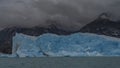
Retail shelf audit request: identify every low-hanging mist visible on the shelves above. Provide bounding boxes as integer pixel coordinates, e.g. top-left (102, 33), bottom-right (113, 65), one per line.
top-left (0, 0), bottom-right (120, 31)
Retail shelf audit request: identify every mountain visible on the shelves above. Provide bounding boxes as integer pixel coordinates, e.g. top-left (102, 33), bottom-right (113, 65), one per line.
top-left (80, 13), bottom-right (120, 38)
top-left (0, 24), bottom-right (75, 54)
top-left (1, 13), bottom-right (120, 54)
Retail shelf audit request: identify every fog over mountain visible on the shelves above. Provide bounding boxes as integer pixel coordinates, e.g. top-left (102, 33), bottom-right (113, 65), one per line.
top-left (0, 0), bottom-right (120, 30)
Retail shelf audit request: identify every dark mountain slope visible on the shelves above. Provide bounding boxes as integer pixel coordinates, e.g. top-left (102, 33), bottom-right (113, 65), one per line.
top-left (80, 13), bottom-right (120, 38)
top-left (1, 13), bottom-right (120, 54)
top-left (0, 24), bottom-right (74, 54)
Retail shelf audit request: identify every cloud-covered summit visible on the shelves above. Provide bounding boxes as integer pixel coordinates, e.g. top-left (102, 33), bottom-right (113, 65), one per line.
top-left (0, 0), bottom-right (120, 30)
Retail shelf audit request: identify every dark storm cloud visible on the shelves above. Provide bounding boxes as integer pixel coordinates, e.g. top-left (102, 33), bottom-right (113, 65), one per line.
top-left (0, 0), bottom-right (120, 30)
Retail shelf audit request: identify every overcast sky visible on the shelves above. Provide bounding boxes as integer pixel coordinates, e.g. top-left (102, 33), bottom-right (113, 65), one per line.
top-left (0, 0), bottom-right (120, 30)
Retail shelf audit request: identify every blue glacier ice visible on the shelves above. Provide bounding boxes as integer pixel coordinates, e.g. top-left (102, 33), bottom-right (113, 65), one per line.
top-left (12, 34), bottom-right (44, 57)
top-left (10, 33), bottom-right (120, 57)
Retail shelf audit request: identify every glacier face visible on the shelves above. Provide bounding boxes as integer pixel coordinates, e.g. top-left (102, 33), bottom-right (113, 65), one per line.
top-left (36, 33), bottom-right (120, 56)
top-left (9, 33), bottom-right (120, 57)
top-left (12, 33), bottom-right (44, 57)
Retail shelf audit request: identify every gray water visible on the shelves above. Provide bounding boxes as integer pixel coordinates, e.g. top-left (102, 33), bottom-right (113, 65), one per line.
top-left (0, 57), bottom-right (119, 68)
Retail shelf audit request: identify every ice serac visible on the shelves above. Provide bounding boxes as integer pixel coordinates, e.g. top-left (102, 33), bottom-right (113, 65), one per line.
top-left (13, 33), bottom-right (120, 57)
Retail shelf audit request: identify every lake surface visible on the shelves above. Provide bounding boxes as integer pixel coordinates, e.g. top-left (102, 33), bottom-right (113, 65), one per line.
top-left (0, 57), bottom-right (119, 68)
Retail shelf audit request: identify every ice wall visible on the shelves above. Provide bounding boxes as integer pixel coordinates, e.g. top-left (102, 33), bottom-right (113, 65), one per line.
top-left (11, 33), bottom-right (120, 57)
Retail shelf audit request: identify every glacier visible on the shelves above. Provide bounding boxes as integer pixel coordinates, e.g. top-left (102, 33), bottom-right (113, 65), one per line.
top-left (1, 32), bottom-right (120, 57)
top-left (36, 33), bottom-right (120, 56)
